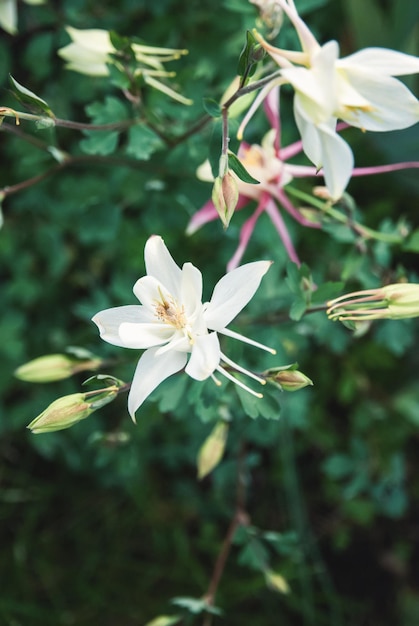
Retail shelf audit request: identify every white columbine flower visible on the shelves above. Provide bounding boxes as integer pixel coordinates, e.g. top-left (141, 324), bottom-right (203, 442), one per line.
top-left (256, 0), bottom-right (419, 199)
top-left (58, 26), bottom-right (192, 105)
top-left (92, 236), bottom-right (275, 420)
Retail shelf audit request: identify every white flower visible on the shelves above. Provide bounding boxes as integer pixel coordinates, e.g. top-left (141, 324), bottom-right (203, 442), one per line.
top-left (92, 236), bottom-right (275, 420)
top-left (58, 26), bottom-right (192, 104)
top-left (256, 0), bottom-right (419, 199)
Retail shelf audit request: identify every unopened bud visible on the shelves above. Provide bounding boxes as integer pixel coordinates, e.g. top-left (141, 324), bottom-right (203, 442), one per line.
top-left (15, 353), bottom-right (101, 383)
top-left (264, 569), bottom-right (290, 594)
top-left (262, 363), bottom-right (313, 391)
top-left (197, 421), bottom-right (229, 479)
top-left (27, 393), bottom-right (94, 434)
top-left (27, 382), bottom-right (120, 434)
top-left (212, 172), bottom-right (239, 229)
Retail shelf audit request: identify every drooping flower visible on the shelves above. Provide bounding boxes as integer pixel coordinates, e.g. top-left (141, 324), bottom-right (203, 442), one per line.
top-left (58, 26), bottom-right (192, 105)
top-left (92, 236), bottom-right (275, 420)
top-left (255, 0), bottom-right (419, 199)
top-left (188, 88), bottom-right (321, 270)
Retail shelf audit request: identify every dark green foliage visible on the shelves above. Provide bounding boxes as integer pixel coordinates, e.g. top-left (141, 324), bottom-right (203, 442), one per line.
top-left (1, 0), bottom-right (419, 625)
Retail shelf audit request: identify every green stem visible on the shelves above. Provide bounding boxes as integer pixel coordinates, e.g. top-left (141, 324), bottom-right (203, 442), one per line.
top-left (286, 185), bottom-right (404, 244)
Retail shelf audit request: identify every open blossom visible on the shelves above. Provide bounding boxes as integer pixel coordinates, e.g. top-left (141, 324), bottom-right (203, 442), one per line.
top-left (255, 0), bottom-right (419, 199)
top-left (92, 236), bottom-right (275, 420)
top-left (58, 26), bottom-right (192, 105)
top-left (188, 88), bottom-right (321, 270)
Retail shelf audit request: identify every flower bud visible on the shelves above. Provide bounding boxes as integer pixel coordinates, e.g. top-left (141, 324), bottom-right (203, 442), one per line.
top-left (197, 421), bottom-right (229, 480)
top-left (262, 364), bottom-right (313, 391)
top-left (15, 353), bottom-right (101, 383)
top-left (264, 569), bottom-right (290, 594)
top-left (212, 172), bottom-right (239, 229)
top-left (27, 393), bottom-right (94, 434)
top-left (27, 382), bottom-right (120, 434)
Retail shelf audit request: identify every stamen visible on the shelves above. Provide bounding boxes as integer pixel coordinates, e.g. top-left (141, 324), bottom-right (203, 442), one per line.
top-left (218, 327), bottom-right (276, 354)
top-left (216, 365), bottom-right (263, 398)
top-left (220, 351), bottom-right (266, 385)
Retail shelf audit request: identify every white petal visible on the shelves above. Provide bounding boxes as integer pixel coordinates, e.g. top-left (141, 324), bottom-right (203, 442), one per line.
top-left (294, 100), bottom-right (324, 167)
top-left (65, 26), bottom-right (114, 53)
top-left (92, 305), bottom-right (152, 347)
top-left (316, 124), bottom-right (354, 200)
top-left (185, 333), bottom-right (220, 380)
top-left (339, 47), bottom-right (419, 76)
top-left (128, 348), bottom-right (187, 420)
top-left (119, 322), bottom-right (174, 349)
top-left (281, 40), bottom-right (339, 122)
top-left (133, 275), bottom-right (172, 310)
top-left (180, 262), bottom-right (203, 318)
top-left (204, 261), bottom-right (272, 330)
top-left (144, 235), bottom-right (182, 297)
top-left (338, 71), bottom-right (419, 131)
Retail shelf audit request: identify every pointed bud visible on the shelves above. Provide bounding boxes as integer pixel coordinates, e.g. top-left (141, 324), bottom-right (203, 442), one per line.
top-left (264, 569), bottom-right (290, 594)
top-left (197, 421), bottom-right (229, 480)
top-left (144, 616), bottom-right (180, 626)
top-left (15, 353), bottom-right (102, 383)
top-left (262, 363), bottom-right (313, 391)
top-left (27, 383), bottom-right (120, 434)
top-left (27, 393), bottom-right (94, 434)
top-left (212, 172), bottom-right (239, 229)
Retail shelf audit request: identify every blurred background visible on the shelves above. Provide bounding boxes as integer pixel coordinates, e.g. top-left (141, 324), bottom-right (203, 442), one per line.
top-left (1, 0), bottom-right (419, 624)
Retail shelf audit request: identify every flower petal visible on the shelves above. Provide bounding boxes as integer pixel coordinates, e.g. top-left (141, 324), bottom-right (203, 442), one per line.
top-left (204, 261), bottom-right (272, 330)
top-left (337, 71), bottom-right (419, 131)
top-left (315, 123), bottom-right (354, 200)
top-left (128, 347), bottom-right (187, 420)
top-left (185, 332), bottom-right (220, 380)
top-left (180, 262), bottom-right (203, 317)
top-left (92, 305), bottom-right (152, 347)
top-left (119, 322), bottom-right (174, 349)
top-left (144, 235), bottom-right (182, 297)
top-left (133, 275), bottom-right (172, 311)
top-left (339, 47), bottom-right (419, 76)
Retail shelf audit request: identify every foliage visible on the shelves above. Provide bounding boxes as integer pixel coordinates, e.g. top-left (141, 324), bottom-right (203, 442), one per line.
top-left (1, 1), bottom-right (419, 625)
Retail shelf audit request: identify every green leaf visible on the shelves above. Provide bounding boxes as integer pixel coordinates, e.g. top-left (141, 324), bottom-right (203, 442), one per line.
top-left (403, 228), bottom-right (419, 252)
top-left (126, 124), bottom-right (164, 160)
top-left (228, 151), bottom-right (259, 184)
top-left (311, 281), bottom-right (345, 305)
top-left (9, 74), bottom-right (54, 117)
top-left (202, 97), bottom-right (221, 118)
top-left (238, 538), bottom-right (269, 571)
top-left (171, 597), bottom-right (222, 616)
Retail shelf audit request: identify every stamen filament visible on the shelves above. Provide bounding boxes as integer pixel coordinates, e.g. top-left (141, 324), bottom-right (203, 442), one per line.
top-left (220, 351), bottom-right (266, 384)
top-left (218, 327), bottom-right (276, 354)
top-left (216, 365), bottom-right (263, 398)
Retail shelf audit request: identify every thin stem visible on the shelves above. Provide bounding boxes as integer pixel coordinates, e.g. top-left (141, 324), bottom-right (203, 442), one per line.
top-left (285, 185), bottom-right (404, 244)
top-left (1, 154), bottom-right (154, 198)
top-left (202, 443), bottom-right (248, 626)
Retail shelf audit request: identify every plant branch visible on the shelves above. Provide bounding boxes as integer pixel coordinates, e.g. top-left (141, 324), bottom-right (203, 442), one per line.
top-left (202, 442), bottom-right (248, 626)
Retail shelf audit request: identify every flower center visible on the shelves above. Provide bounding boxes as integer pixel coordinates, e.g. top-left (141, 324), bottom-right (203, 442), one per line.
top-left (154, 291), bottom-right (187, 330)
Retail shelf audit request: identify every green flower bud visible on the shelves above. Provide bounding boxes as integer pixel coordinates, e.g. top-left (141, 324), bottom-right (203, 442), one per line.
top-left (212, 172), bottom-right (239, 229)
top-left (27, 393), bottom-right (94, 434)
top-left (262, 363), bottom-right (313, 391)
top-left (15, 353), bottom-right (101, 383)
top-left (197, 421), bottom-right (229, 480)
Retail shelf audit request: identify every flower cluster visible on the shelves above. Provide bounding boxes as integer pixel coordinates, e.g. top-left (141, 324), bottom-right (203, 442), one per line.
top-left (254, 0), bottom-right (419, 199)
